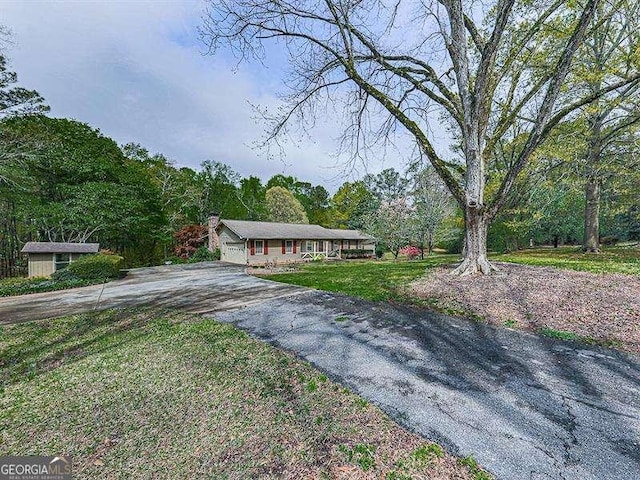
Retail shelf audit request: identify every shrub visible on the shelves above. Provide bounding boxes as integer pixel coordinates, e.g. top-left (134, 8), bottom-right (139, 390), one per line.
top-left (437, 234), bottom-right (464, 254)
top-left (375, 245), bottom-right (385, 259)
top-left (399, 245), bottom-right (422, 260)
top-left (0, 276), bottom-right (89, 297)
top-left (341, 249), bottom-right (375, 259)
top-left (188, 246), bottom-right (219, 263)
top-left (600, 235), bottom-right (619, 246)
top-left (67, 253), bottom-right (123, 280)
top-left (51, 268), bottom-right (81, 282)
top-left (173, 224), bottom-right (208, 259)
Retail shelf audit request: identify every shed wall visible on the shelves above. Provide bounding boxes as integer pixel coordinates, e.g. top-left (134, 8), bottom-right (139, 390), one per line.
top-left (28, 253), bottom-right (54, 277)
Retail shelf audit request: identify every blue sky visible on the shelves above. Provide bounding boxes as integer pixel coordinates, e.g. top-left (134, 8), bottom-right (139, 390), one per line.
top-left (1, 0), bottom-right (409, 189)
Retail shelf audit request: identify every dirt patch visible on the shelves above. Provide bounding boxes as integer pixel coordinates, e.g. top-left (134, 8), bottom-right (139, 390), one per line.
top-left (409, 262), bottom-right (640, 353)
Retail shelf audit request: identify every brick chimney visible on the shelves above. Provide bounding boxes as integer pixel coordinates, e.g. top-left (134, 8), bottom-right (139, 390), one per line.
top-left (208, 213), bottom-right (220, 252)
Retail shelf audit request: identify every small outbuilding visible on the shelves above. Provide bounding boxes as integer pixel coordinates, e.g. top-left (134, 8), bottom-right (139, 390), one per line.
top-left (21, 242), bottom-right (100, 277)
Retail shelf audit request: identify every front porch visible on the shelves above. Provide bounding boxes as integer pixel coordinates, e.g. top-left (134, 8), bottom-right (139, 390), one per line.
top-left (300, 249), bottom-right (342, 260)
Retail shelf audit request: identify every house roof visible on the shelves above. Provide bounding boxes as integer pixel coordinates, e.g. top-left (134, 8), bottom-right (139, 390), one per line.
top-left (325, 229), bottom-right (375, 241)
top-left (21, 242), bottom-right (100, 254)
top-left (219, 219), bottom-right (374, 241)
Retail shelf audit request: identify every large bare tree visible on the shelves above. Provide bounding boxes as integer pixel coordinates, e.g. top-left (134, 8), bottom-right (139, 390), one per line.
top-left (201, 0), bottom-right (639, 274)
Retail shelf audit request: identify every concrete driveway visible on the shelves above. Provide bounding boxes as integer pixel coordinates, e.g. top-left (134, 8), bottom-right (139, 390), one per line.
top-left (0, 262), bottom-right (307, 323)
top-left (1, 262), bottom-right (639, 480)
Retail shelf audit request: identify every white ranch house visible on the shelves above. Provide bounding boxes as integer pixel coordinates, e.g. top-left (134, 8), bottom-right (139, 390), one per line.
top-left (208, 216), bottom-right (375, 265)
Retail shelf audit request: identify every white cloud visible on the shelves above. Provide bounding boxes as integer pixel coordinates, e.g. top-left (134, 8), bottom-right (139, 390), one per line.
top-left (1, 0), bottom-right (413, 189)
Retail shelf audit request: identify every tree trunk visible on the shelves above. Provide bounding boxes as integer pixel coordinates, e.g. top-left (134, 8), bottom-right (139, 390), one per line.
top-left (583, 179), bottom-right (601, 253)
top-left (452, 208), bottom-right (497, 275)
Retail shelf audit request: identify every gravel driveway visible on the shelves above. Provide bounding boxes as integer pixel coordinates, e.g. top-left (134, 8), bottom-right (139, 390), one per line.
top-left (1, 262), bottom-right (638, 480)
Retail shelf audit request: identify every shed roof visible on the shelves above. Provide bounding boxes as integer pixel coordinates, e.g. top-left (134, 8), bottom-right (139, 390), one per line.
top-left (21, 242), bottom-right (100, 254)
top-left (219, 219), bottom-right (374, 241)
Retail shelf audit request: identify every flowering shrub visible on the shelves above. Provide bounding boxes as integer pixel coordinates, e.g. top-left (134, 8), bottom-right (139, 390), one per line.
top-left (400, 246), bottom-right (422, 260)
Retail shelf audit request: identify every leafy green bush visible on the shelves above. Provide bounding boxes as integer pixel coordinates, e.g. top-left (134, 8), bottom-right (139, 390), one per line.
top-left (342, 249), bottom-right (375, 259)
top-left (600, 235), bottom-right (619, 246)
top-left (188, 246), bottom-right (219, 263)
top-left (436, 234), bottom-right (464, 254)
top-left (50, 268), bottom-right (81, 282)
top-left (67, 253), bottom-right (123, 280)
top-left (0, 276), bottom-right (90, 297)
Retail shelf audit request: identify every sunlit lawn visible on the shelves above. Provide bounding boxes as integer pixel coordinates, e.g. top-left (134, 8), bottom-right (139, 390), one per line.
top-left (492, 245), bottom-right (640, 276)
top-left (262, 255), bottom-right (458, 301)
top-left (261, 246), bottom-right (640, 303)
top-left (0, 308), bottom-right (482, 479)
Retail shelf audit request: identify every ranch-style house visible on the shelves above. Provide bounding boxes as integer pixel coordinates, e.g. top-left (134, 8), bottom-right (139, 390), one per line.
top-left (208, 215), bottom-right (375, 265)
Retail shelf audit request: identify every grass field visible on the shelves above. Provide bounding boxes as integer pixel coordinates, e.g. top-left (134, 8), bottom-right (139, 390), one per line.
top-left (262, 247), bottom-right (640, 304)
top-left (0, 308), bottom-right (486, 479)
top-left (261, 255), bottom-right (458, 302)
top-left (492, 245), bottom-right (640, 276)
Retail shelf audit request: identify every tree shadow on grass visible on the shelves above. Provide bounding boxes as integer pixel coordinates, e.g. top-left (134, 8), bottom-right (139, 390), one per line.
top-left (0, 308), bottom-right (185, 388)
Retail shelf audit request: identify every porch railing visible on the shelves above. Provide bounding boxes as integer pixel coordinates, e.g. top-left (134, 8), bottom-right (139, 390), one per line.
top-left (300, 249), bottom-right (341, 260)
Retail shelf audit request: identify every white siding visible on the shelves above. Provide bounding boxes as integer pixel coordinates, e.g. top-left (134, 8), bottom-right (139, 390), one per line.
top-left (28, 253), bottom-right (55, 277)
top-left (218, 226), bottom-right (247, 264)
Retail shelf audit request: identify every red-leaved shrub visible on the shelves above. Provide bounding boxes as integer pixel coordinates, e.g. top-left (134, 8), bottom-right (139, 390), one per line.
top-left (173, 224), bottom-right (208, 259)
top-left (400, 245), bottom-right (422, 260)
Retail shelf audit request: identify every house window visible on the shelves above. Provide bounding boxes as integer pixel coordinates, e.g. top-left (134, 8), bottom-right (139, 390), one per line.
top-left (55, 253), bottom-right (70, 271)
top-left (285, 240), bottom-right (293, 253)
top-left (255, 240), bottom-right (264, 254)
top-left (305, 240), bottom-right (313, 252)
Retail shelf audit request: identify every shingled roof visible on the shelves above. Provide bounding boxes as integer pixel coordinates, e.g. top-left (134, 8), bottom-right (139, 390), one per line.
top-left (219, 220), bottom-right (374, 241)
top-left (21, 242), bottom-right (100, 254)
top-left (325, 229), bottom-right (375, 240)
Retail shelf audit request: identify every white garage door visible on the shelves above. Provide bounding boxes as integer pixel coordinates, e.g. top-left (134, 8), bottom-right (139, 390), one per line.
top-left (223, 244), bottom-right (246, 264)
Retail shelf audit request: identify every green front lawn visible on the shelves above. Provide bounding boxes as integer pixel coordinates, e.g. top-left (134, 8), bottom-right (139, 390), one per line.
top-left (0, 308), bottom-right (484, 479)
top-left (492, 246), bottom-right (640, 275)
top-left (261, 247), bottom-right (640, 304)
top-left (262, 255), bottom-right (458, 301)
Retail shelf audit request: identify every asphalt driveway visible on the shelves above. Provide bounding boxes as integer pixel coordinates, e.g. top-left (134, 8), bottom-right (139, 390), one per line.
top-left (1, 262), bottom-right (639, 479)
